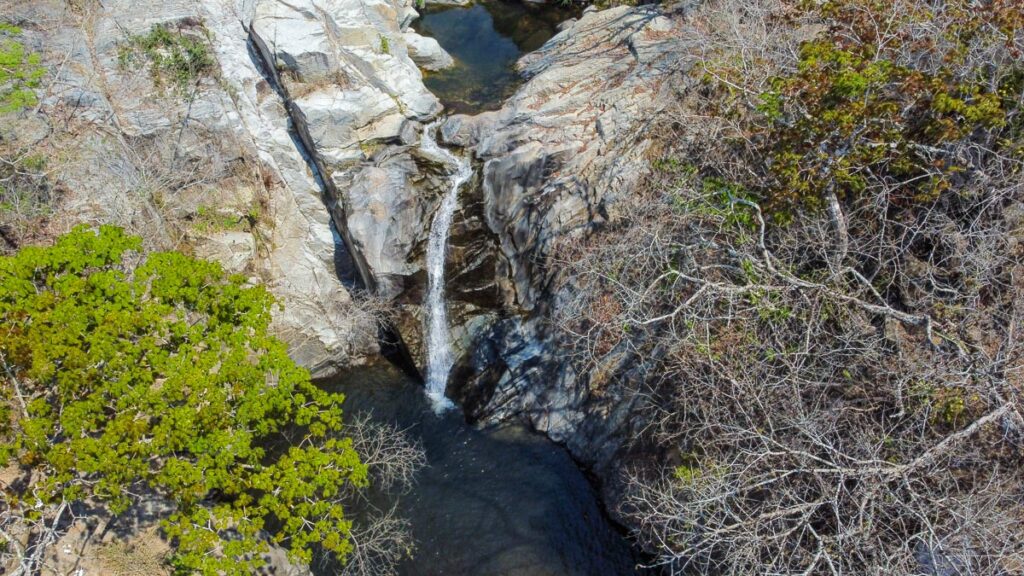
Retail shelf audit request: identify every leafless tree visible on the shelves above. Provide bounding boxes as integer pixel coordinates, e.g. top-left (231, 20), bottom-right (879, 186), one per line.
top-left (346, 413), bottom-right (427, 493)
top-left (307, 416), bottom-right (426, 576)
top-left (552, 0), bottom-right (1024, 573)
top-left (337, 504), bottom-right (416, 576)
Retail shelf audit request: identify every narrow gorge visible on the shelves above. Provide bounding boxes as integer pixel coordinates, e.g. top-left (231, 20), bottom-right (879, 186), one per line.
top-left (8, 0), bottom-right (1017, 573)
top-left (237, 0), bottom-right (680, 569)
top-left (0, 0), bottom-right (686, 572)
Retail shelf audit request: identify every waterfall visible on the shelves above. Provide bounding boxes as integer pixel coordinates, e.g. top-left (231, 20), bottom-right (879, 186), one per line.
top-left (421, 121), bottom-right (472, 412)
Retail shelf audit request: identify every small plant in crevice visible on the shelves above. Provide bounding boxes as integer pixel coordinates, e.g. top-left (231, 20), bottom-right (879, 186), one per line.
top-left (117, 23), bottom-right (216, 94)
top-left (0, 23), bottom-right (45, 114)
top-left (0, 149), bottom-right (58, 251)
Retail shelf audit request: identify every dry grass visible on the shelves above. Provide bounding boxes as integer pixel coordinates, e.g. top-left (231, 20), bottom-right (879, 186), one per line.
top-left (92, 530), bottom-right (171, 576)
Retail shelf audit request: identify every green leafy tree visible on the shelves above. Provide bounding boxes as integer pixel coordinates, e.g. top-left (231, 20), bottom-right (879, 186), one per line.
top-left (0, 225), bottom-right (367, 574)
top-left (0, 23), bottom-right (44, 114)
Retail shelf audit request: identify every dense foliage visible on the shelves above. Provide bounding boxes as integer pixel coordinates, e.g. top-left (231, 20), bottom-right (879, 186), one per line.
top-left (0, 23), bottom-right (43, 114)
top-left (0, 26), bottom-right (49, 250)
top-left (0, 226), bottom-right (366, 574)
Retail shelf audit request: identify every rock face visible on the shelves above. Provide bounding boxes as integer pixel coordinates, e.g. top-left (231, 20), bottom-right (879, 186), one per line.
top-left (249, 0), bottom-right (463, 366)
top-left (10, 0), bottom-right (683, 403)
top-left (434, 5), bottom-right (690, 480)
top-left (249, 0), bottom-right (443, 160)
top-left (246, 0), bottom-right (687, 500)
top-left (442, 5), bottom-right (684, 312)
top-left (7, 0), bottom-right (470, 376)
top-left (5, 0), bottom-right (446, 376)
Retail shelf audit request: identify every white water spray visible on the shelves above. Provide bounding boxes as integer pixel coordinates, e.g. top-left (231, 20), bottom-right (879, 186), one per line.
top-left (421, 121), bottom-right (472, 413)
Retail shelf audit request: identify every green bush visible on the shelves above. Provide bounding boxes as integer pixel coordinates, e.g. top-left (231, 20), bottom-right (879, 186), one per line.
top-left (119, 23), bottom-right (215, 92)
top-left (0, 226), bottom-right (365, 574)
top-left (0, 23), bottom-right (44, 114)
top-left (756, 0), bottom-right (1022, 211)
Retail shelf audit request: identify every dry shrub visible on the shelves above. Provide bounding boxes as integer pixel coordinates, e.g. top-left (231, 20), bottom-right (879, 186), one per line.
top-left (553, 0), bottom-right (1024, 573)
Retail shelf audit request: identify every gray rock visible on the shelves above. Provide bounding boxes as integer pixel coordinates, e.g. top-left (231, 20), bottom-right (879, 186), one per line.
top-left (437, 4), bottom-right (691, 482)
top-left (249, 0), bottom-right (460, 375)
top-left (443, 5), bottom-right (685, 312)
top-left (398, 119), bottom-right (422, 145)
top-left (7, 0), bottom-right (384, 377)
top-left (193, 230), bottom-right (256, 274)
top-left (248, 0), bottom-right (445, 310)
top-left (0, 112), bottom-right (50, 145)
top-left (399, 6), bottom-right (420, 30)
top-left (403, 31), bottom-right (455, 71)
top-left (340, 151), bottom-right (439, 300)
top-left (250, 0), bottom-right (442, 142)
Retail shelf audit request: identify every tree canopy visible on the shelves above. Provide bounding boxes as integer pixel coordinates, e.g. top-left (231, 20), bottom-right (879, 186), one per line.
top-left (0, 225), bottom-right (367, 574)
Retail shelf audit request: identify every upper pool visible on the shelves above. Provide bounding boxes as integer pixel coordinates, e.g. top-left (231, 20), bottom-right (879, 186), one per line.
top-left (414, 0), bottom-right (579, 114)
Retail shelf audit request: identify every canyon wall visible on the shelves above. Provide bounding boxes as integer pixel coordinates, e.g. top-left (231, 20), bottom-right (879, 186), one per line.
top-left (6, 0), bottom-right (691, 551)
top-left (439, 4), bottom-right (691, 491)
top-left (4, 0), bottom-right (465, 376)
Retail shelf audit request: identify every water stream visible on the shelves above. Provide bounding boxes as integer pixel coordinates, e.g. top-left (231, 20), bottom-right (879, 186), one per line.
top-left (317, 5), bottom-right (638, 573)
top-left (421, 122), bottom-right (473, 411)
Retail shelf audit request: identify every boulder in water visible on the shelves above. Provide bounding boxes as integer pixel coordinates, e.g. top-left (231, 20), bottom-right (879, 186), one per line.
top-left (404, 31), bottom-right (455, 71)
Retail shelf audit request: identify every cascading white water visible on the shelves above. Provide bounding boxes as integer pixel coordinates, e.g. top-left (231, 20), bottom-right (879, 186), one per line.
top-left (421, 121), bottom-right (472, 412)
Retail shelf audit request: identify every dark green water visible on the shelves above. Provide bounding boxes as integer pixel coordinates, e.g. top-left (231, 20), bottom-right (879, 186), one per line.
top-left (320, 366), bottom-right (637, 575)
top-left (415, 0), bottom-right (579, 113)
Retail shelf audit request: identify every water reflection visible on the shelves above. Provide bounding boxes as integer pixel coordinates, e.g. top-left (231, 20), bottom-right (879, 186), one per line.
top-left (414, 0), bottom-right (579, 113)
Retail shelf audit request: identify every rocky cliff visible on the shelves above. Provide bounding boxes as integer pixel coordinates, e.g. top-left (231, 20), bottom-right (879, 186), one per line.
top-left (5, 0), bottom-right (689, 556)
top-left (2, 0), bottom-right (466, 377)
top-left (240, 0), bottom-right (686, 519)
top-left (436, 4), bottom-right (690, 486)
